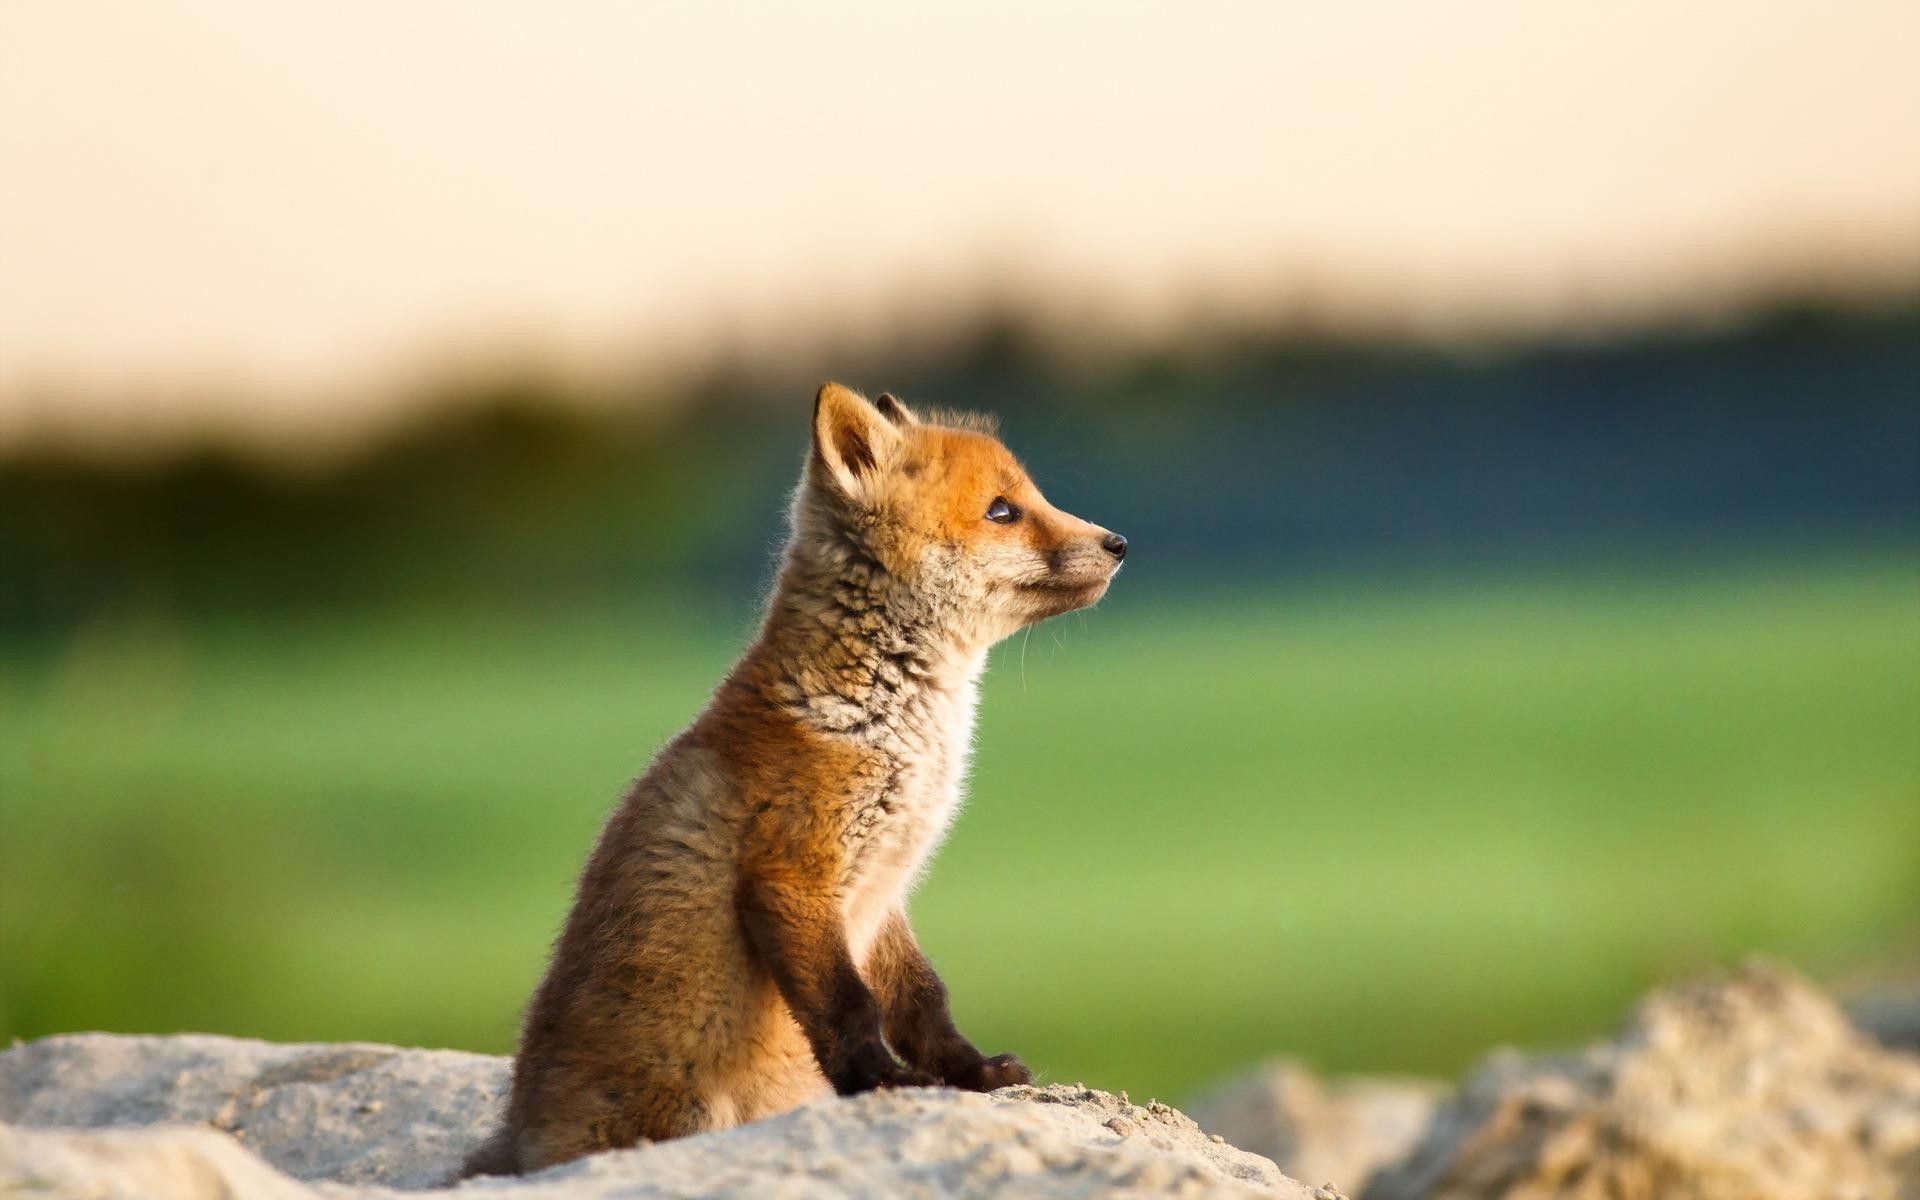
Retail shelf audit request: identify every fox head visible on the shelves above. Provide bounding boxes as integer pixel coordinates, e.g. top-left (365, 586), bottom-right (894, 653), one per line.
top-left (792, 382), bottom-right (1127, 650)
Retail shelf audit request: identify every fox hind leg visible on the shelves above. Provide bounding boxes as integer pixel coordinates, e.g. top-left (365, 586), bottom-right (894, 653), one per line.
top-left (505, 1070), bottom-right (718, 1174)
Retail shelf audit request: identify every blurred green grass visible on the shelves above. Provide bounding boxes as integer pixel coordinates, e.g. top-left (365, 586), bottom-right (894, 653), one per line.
top-left (3, 552), bottom-right (1916, 1103)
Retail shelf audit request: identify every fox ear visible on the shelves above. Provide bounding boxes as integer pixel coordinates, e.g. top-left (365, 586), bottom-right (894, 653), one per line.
top-left (873, 392), bottom-right (918, 427)
top-left (812, 382), bottom-right (902, 500)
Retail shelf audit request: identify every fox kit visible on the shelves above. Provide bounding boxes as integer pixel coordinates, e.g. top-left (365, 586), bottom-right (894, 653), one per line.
top-left (464, 383), bottom-right (1128, 1175)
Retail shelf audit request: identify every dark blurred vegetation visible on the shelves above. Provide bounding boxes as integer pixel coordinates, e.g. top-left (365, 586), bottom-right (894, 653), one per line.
top-left (4, 299), bottom-right (1915, 637)
top-left (2, 298), bottom-right (1916, 1101)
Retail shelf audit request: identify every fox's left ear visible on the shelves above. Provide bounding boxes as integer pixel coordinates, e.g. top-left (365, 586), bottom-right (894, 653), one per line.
top-left (812, 382), bottom-right (903, 502)
top-left (874, 393), bottom-right (918, 427)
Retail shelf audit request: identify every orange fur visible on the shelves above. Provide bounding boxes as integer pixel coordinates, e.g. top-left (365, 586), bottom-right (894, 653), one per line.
top-left (463, 383), bottom-right (1125, 1175)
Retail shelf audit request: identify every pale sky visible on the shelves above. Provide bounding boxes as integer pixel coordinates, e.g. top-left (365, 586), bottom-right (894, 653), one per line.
top-left (3, 1), bottom-right (1918, 451)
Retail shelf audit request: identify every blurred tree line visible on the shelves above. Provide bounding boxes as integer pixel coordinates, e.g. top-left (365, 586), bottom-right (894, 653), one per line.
top-left (2, 300), bottom-right (1915, 640)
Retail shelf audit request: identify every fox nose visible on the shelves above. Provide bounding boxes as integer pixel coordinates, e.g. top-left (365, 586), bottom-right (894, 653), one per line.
top-left (1101, 532), bottom-right (1128, 561)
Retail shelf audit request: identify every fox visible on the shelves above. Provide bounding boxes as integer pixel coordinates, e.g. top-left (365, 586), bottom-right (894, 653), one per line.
top-left (462, 382), bottom-right (1128, 1175)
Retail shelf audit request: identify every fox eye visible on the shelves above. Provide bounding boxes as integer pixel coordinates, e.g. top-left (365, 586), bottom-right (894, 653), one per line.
top-left (985, 496), bottom-right (1020, 524)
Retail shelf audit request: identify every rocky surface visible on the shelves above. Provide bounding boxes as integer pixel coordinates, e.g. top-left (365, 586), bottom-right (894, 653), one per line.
top-left (0, 1034), bottom-right (1318, 1199)
top-left (1185, 1062), bottom-right (1440, 1196)
top-left (9, 964), bottom-right (1914, 1199)
top-left (1848, 982), bottom-right (1920, 1054)
top-left (1367, 963), bottom-right (1920, 1200)
top-left (0, 1035), bottom-right (502, 1189)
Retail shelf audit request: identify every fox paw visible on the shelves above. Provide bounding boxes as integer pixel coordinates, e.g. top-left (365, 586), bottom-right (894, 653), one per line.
top-left (951, 1052), bottom-right (1032, 1091)
top-left (874, 1063), bottom-right (942, 1090)
top-left (833, 1043), bottom-right (939, 1094)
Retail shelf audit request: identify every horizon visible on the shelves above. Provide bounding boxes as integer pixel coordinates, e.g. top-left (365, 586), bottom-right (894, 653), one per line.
top-left (4, 0), bottom-right (1919, 453)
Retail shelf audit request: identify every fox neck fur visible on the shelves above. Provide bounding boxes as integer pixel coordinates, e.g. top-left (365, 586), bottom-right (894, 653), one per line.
top-left (743, 523), bottom-right (986, 950)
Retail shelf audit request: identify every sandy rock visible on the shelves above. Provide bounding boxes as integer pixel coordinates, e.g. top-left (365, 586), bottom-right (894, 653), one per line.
top-left (1848, 983), bottom-right (1920, 1054)
top-left (1, 1121), bottom-right (324, 1200)
top-left (0, 1034), bottom-right (1312, 1198)
top-left (1185, 1061), bottom-right (1441, 1195)
top-left (0, 1034), bottom-right (504, 1188)
top-left (1367, 963), bottom-right (1920, 1200)
top-left (505, 1084), bottom-right (1313, 1200)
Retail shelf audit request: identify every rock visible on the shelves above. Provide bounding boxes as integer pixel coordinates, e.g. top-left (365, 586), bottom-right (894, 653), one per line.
top-left (0, 1034), bottom-right (504, 1189)
top-left (1185, 1061), bottom-right (1441, 1195)
top-left (1367, 962), bottom-right (1920, 1200)
top-left (0, 1123), bottom-right (318, 1200)
top-left (1847, 983), bottom-right (1920, 1053)
top-left (0, 1034), bottom-right (1312, 1198)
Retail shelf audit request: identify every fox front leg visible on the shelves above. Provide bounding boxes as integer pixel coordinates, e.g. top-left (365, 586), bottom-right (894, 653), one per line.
top-left (735, 854), bottom-right (937, 1094)
top-left (865, 910), bottom-right (1032, 1091)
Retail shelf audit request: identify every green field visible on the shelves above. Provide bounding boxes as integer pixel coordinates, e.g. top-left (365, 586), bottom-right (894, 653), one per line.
top-left (3, 553), bottom-right (1916, 1102)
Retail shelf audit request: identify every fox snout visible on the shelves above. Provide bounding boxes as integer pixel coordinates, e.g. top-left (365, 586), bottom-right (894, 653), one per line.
top-left (1048, 519), bottom-right (1128, 578)
top-left (1070, 528), bottom-right (1128, 577)
top-left (1013, 517), bottom-right (1126, 623)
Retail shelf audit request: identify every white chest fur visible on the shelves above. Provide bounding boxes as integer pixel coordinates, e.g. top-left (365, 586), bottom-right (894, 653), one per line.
top-left (842, 671), bottom-right (981, 957)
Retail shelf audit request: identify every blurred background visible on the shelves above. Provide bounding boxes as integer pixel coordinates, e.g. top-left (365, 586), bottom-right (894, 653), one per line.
top-left (2, 2), bottom-right (1916, 1105)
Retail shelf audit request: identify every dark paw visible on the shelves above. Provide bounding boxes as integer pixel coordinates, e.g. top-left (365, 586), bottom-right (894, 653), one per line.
top-left (832, 1041), bottom-right (939, 1094)
top-left (873, 1062), bottom-right (942, 1090)
top-left (950, 1051), bottom-right (1032, 1091)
